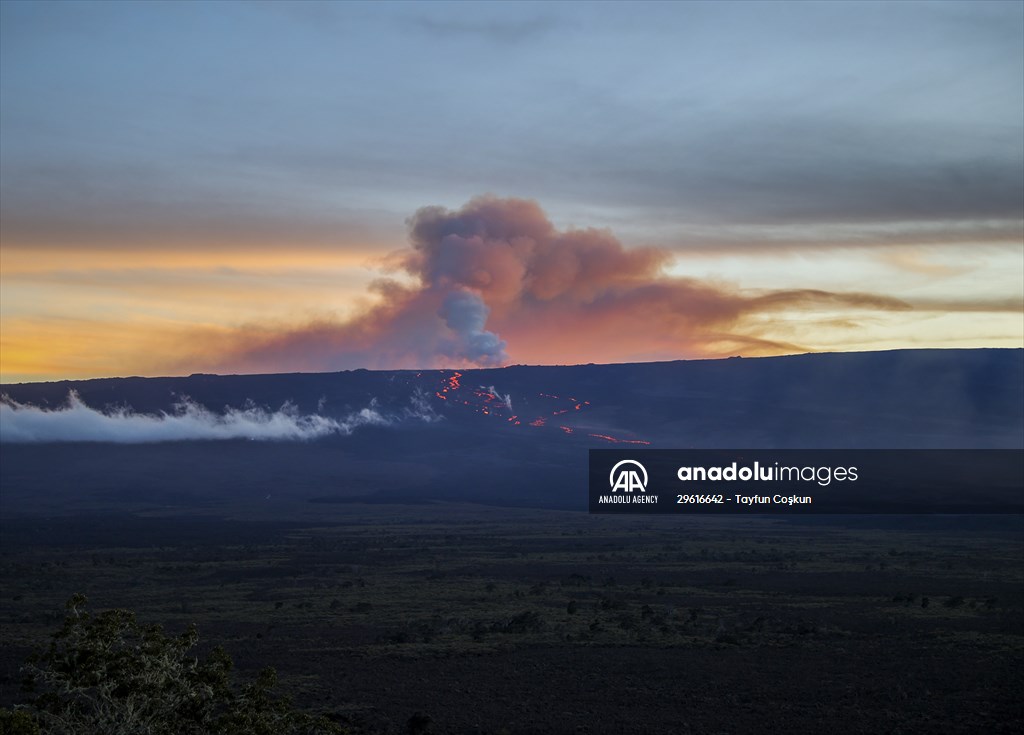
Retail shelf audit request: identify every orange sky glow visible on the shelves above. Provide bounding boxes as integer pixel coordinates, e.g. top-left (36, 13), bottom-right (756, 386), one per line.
top-left (2, 204), bottom-right (1021, 384)
top-left (1, 2), bottom-right (1021, 383)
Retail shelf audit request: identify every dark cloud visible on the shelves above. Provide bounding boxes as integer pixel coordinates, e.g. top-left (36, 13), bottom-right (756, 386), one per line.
top-left (2, 1), bottom-right (1019, 250)
top-left (0, 158), bottom-right (398, 250)
top-left (527, 114), bottom-right (1024, 228)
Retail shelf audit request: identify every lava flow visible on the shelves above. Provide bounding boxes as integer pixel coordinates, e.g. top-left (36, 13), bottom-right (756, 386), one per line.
top-left (426, 370), bottom-right (649, 445)
top-left (588, 433), bottom-right (652, 445)
top-left (435, 371), bottom-right (463, 401)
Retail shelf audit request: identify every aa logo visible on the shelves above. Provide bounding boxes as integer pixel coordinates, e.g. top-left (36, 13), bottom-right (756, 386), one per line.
top-left (609, 459), bottom-right (648, 493)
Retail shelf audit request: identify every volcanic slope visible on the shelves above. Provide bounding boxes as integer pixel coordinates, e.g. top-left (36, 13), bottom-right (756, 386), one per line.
top-left (1, 349), bottom-right (1020, 515)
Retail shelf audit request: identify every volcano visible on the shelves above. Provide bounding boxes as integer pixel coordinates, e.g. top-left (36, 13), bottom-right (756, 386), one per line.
top-left (1, 348), bottom-right (1021, 517)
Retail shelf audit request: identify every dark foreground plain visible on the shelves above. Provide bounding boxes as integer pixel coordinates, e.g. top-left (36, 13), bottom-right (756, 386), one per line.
top-left (1, 509), bottom-right (1021, 734)
top-left (1, 350), bottom-right (1022, 733)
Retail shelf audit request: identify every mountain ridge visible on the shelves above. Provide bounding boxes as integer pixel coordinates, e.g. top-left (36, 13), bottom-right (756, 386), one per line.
top-left (3, 346), bottom-right (1020, 387)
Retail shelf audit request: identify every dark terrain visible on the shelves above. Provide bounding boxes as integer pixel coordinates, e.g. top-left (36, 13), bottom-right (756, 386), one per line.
top-left (1, 511), bottom-right (1021, 733)
top-left (1, 349), bottom-right (1022, 733)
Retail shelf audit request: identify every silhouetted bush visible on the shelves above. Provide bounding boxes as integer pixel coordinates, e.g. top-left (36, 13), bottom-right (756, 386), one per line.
top-left (13, 594), bottom-right (343, 735)
top-left (0, 708), bottom-right (40, 734)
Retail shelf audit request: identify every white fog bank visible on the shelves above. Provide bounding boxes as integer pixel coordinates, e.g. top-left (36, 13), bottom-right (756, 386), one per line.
top-left (0, 392), bottom-right (394, 443)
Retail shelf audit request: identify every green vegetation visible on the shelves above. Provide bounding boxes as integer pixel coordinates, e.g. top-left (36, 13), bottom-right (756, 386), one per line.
top-left (5, 595), bottom-right (343, 735)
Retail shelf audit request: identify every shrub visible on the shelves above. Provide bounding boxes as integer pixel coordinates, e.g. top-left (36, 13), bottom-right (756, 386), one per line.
top-left (0, 708), bottom-right (40, 734)
top-left (14, 594), bottom-right (343, 735)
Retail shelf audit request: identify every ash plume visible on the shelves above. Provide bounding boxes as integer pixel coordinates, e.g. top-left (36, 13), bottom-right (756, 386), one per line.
top-left (204, 196), bottom-right (912, 373)
top-left (438, 289), bottom-right (508, 366)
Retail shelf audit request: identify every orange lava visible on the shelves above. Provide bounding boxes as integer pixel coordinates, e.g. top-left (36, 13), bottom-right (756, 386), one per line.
top-left (588, 433), bottom-right (651, 445)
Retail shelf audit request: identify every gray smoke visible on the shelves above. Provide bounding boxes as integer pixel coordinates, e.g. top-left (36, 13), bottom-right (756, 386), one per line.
top-left (406, 388), bottom-right (443, 423)
top-left (481, 385), bottom-right (513, 411)
top-left (438, 288), bottom-right (508, 366)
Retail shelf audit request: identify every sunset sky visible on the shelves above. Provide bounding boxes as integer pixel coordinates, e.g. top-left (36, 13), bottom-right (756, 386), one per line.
top-left (1, 0), bottom-right (1022, 383)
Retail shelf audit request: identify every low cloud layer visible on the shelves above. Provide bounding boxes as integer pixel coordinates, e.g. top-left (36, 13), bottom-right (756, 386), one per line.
top-left (0, 392), bottom-right (395, 443)
top-left (204, 196), bottom-right (917, 373)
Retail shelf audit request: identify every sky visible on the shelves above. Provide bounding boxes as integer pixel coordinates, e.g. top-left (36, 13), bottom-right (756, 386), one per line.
top-left (1, 0), bottom-right (1022, 383)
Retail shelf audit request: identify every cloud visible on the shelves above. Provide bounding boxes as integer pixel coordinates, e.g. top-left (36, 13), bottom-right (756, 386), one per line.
top-left (907, 297), bottom-right (1024, 313)
top-left (196, 195), bottom-right (925, 372)
top-left (577, 123), bottom-right (1024, 228)
top-left (3, 1), bottom-right (1019, 264)
top-left (409, 15), bottom-right (562, 43)
top-left (0, 392), bottom-right (393, 443)
top-left (656, 219), bottom-right (1024, 256)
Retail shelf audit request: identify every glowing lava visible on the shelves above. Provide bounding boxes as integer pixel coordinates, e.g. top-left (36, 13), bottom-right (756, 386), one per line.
top-left (424, 371), bottom-right (648, 444)
top-left (588, 433), bottom-right (651, 445)
top-left (435, 371), bottom-right (463, 401)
